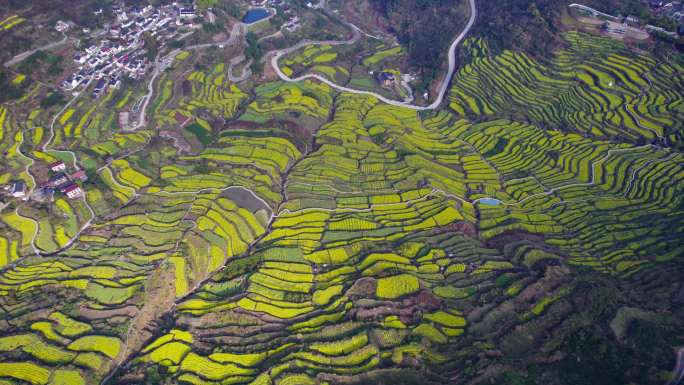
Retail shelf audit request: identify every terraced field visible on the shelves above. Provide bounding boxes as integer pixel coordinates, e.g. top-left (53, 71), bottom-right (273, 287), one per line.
top-left (278, 36), bottom-right (411, 103)
top-left (0, 27), bottom-right (682, 385)
top-left (450, 33), bottom-right (684, 148)
top-left (0, 15), bottom-right (26, 31)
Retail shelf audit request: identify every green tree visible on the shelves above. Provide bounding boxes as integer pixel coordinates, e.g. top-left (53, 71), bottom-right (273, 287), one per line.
top-left (142, 32), bottom-right (159, 61)
top-left (245, 31), bottom-right (263, 75)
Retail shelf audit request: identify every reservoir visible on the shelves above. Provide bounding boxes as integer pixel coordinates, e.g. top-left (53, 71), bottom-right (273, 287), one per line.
top-left (243, 8), bottom-right (270, 24)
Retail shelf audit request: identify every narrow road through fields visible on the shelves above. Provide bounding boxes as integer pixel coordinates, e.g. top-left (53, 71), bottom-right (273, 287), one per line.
top-left (130, 23), bottom-right (246, 131)
top-left (8, 77), bottom-right (101, 257)
top-left (42, 78), bottom-right (94, 155)
top-left (14, 131), bottom-right (37, 193)
top-left (12, 130), bottom-right (41, 256)
top-left (270, 0), bottom-right (477, 111)
top-left (498, 145), bottom-right (678, 207)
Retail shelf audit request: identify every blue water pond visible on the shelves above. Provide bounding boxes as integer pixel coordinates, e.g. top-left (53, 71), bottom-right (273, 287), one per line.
top-left (477, 198), bottom-right (502, 206)
top-left (243, 8), bottom-right (270, 24)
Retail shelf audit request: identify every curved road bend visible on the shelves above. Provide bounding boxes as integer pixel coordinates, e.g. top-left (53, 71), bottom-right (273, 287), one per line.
top-left (669, 347), bottom-right (684, 385)
top-left (4, 32), bottom-right (71, 68)
top-left (271, 0), bottom-right (477, 111)
top-left (228, 55), bottom-right (253, 82)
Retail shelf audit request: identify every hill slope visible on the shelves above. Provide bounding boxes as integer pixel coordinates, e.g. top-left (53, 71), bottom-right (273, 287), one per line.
top-left (0, 4), bottom-right (681, 385)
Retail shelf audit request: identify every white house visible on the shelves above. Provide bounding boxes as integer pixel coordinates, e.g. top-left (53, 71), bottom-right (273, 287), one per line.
top-left (55, 20), bottom-right (70, 32)
top-left (179, 8), bottom-right (196, 19)
top-left (74, 54), bottom-right (87, 64)
top-left (10, 181), bottom-right (26, 199)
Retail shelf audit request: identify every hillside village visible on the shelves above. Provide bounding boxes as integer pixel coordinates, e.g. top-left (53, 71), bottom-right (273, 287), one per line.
top-left (0, 0), bottom-right (318, 210)
top-left (59, 1), bottom-right (200, 97)
top-left (2, 2), bottom-right (202, 207)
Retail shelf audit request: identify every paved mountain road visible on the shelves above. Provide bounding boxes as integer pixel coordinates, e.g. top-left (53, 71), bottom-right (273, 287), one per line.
top-left (4, 32), bottom-right (71, 67)
top-left (270, 0), bottom-right (478, 111)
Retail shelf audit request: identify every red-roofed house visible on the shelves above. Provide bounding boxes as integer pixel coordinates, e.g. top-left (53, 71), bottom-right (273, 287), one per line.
top-left (70, 170), bottom-right (88, 182)
top-left (49, 161), bottom-right (67, 172)
top-left (63, 184), bottom-right (83, 199)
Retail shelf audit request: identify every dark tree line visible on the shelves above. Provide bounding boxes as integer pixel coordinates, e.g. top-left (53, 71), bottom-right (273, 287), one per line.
top-left (245, 31), bottom-right (264, 75)
top-left (367, 0), bottom-right (577, 70)
top-left (371, 0), bottom-right (683, 66)
top-left (474, 0), bottom-right (565, 58)
top-left (367, 0), bottom-right (568, 79)
top-left (369, 0), bottom-right (466, 77)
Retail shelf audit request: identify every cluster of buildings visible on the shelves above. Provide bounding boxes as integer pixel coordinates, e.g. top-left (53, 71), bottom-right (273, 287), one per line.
top-left (60, 1), bottom-right (199, 97)
top-left (570, 3), bottom-right (681, 37)
top-left (282, 1), bottom-right (303, 32)
top-left (39, 161), bottom-right (88, 201)
top-left (1, 161), bottom-right (87, 205)
top-left (283, 14), bottom-right (301, 32)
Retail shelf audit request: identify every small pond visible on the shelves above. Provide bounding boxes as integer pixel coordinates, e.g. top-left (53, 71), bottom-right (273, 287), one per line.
top-left (243, 8), bottom-right (270, 24)
top-left (477, 198), bottom-right (502, 206)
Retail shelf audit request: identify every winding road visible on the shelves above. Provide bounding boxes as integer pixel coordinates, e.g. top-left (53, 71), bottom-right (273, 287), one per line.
top-left (270, 0), bottom-right (478, 110)
top-left (12, 131), bottom-right (41, 256)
